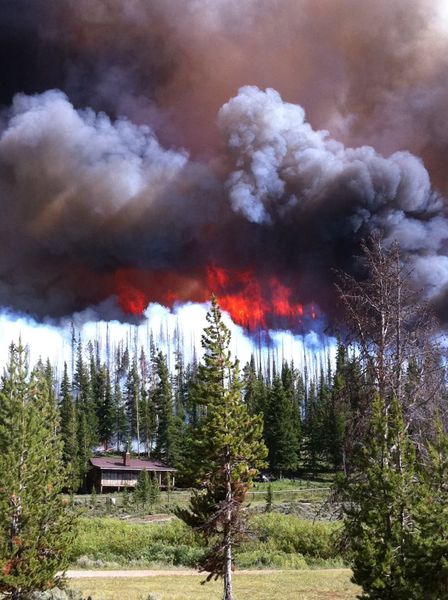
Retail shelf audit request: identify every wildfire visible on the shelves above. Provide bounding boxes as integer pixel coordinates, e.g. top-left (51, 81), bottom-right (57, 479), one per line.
top-left (206, 266), bottom-right (308, 329)
top-left (113, 265), bottom-right (317, 330)
top-left (113, 268), bottom-right (207, 315)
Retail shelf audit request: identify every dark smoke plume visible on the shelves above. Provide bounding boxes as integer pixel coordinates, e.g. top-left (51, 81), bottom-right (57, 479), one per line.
top-left (1, 0), bottom-right (448, 327)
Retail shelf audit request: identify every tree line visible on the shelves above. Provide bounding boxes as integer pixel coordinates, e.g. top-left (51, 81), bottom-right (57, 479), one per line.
top-left (1, 237), bottom-right (448, 600)
top-left (54, 317), bottom-right (376, 490)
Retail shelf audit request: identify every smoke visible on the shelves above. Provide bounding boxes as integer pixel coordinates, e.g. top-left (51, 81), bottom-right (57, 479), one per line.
top-left (219, 87), bottom-right (437, 225)
top-left (1, 0), bottom-right (448, 329)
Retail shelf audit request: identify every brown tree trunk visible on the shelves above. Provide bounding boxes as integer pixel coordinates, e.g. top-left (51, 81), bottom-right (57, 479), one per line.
top-left (223, 447), bottom-right (233, 600)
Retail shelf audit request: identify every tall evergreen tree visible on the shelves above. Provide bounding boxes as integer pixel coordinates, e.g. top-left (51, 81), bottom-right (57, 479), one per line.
top-left (44, 358), bottom-right (56, 409)
top-left (125, 359), bottom-right (142, 455)
top-left (264, 368), bottom-right (299, 476)
top-left (243, 356), bottom-right (267, 417)
top-left (325, 342), bottom-right (351, 472)
top-left (59, 362), bottom-right (79, 491)
top-left (153, 351), bottom-right (183, 466)
top-left (0, 343), bottom-right (76, 598)
top-left (408, 419), bottom-right (448, 599)
top-left (113, 376), bottom-right (128, 453)
top-left (281, 361), bottom-right (302, 461)
top-left (339, 395), bottom-right (418, 599)
top-left (178, 297), bottom-right (267, 600)
top-left (73, 339), bottom-right (98, 477)
top-left (173, 347), bottom-right (188, 420)
top-left (96, 365), bottom-right (115, 450)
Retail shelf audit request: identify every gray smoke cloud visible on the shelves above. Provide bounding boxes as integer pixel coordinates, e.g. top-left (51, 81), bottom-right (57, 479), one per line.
top-left (218, 86), bottom-right (448, 301)
top-left (0, 90), bottom-right (215, 318)
top-left (219, 87), bottom-right (436, 224)
top-left (1, 85), bottom-right (448, 326)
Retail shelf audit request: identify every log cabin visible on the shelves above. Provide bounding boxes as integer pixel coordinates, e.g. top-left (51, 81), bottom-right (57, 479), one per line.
top-left (89, 452), bottom-right (176, 493)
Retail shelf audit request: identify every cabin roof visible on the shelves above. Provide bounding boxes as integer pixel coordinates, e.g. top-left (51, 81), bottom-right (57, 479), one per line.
top-left (90, 456), bottom-right (176, 472)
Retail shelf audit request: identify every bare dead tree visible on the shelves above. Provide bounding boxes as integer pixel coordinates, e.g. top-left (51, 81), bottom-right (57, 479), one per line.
top-left (335, 235), bottom-right (446, 456)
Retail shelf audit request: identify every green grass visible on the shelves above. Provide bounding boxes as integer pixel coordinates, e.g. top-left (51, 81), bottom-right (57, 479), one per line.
top-left (71, 514), bottom-right (343, 570)
top-left (70, 569), bottom-right (360, 599)
top-left (71, 476), bottom-right (335, 516)
top-left (71, 518), bottom-right (203, 567)
top-left (247, 477), bottom-right (333, 504)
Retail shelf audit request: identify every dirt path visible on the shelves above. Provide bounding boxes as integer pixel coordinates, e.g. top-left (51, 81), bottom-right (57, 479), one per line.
top-left (66, 568), bottom-right (349, 579)
top-left (66, 570), bottom-right (198, 578)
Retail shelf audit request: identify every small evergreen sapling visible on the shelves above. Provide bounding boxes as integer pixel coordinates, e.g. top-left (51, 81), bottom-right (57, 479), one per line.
top-left (264, 483), bottom-right (273, 513)
top-left (150, 475), bottom-right (161, 506)
top-left (134, 469), bottom-right (151, 508)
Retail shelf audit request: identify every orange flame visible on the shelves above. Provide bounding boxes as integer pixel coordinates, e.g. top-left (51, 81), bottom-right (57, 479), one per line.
top-left (112, 265), bottom-right (317, 330)
top-left (206, 266), bottom-right (306, 329)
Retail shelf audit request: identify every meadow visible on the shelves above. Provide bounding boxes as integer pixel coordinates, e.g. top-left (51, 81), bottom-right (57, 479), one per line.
top-left (71, 512), bottom-right (343, 570)
top-left (70, 569), bottom-right (359, 600)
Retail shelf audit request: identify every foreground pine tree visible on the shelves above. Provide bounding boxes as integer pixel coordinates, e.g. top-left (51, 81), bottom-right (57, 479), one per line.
top-left (339, 395), bottom-right (418, 599)
top-left (0, 343), bottom-right (76, 599)
top-left (178, 297), bottom-right (267, 600)
top-left (336, 238), bottom-right (448, 599)
top-left (408, 420), bottom-right (448, 599)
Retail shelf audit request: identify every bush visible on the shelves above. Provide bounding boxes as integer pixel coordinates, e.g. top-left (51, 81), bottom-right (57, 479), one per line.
top-left (71, 518), bottom-right (203, 565)
top-left (248, 513), bottom-right (340, 560)
top-left (236, 549), bottom-right (308, 569)
top-left (70, 514), bottom-right (343, 569)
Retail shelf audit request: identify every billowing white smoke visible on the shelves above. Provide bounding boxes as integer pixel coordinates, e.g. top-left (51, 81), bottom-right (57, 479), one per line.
top-left (2, 89), bottom-right (187, 216)
top-left (0, 303), bottom-right (332, 378)
top-left (219, 86), bottom-right (434, 226)
top-left (0, 90), bottom-right (190, 317)
top-left (219, 86), bottom-right (448, 299)
top-left (1, 85), bottom-right (448, 324)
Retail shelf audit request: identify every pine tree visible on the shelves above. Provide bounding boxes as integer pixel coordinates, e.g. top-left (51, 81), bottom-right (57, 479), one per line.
top-left (150, 474), bottom-right (161, 506)
top-left (140, 382), bottom-right (155, 455)
top-left (0, 343), bottom-right (76, 598)
top-left (303, 380), bottom-right (321, 474)
top-left (264, 483), bottom-right (273, 513)
top-left (153, 351), bottom-right (183, 466)
top-left (243, 356), bottom-right (267, 417)
top-left (281, 361), bottom-right (301, 465)
top-left (339, 395), bottom-right (418, 599)
top-left (73, 340), bottom-right (97, 485)
top-left (59, 362), bottom-right (79, 492)
top-left (44, 358), bottom-right (56, 409)
top-left (408, 419), bottom-right (448, 599)
top-left (113, 376), bottom-right (128, 453)
top-left (173, 347), bottom-right (188, 420)
top-left (178, 297), bottom-right (267, 600)
top-left (125, 359), bottom-right (142, 455)
top-left (264, 370), bottom-right (299, 476)
top-left (96, 365), bottom-right (115, 450)
top-left (76, 411), bottom-right (90, 493)
top-left (134, 469), bottom-right (151, 508)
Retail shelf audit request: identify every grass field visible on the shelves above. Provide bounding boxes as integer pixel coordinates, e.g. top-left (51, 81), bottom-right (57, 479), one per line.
top-left (72, 477), bottom-right (334, 516)
top-left (71, 513), bottom-right (342, 569)
top-left (70, 569), bottom-right (360, 600)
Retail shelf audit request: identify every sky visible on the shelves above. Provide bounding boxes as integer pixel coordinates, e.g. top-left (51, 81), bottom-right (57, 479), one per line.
top-left (1, 0), bottom-right (448, 369)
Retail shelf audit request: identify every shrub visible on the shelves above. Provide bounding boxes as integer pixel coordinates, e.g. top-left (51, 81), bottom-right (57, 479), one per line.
top-left (248, 513), bottom-right (339, 559)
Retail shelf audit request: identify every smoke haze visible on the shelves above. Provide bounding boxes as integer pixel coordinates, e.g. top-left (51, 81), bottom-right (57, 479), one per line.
top-left (1, 0), bottom-right (448, 329)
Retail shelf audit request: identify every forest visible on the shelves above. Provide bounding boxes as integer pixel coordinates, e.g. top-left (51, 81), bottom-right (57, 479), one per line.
top-left (1, 239), bottom-right (448, 600)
